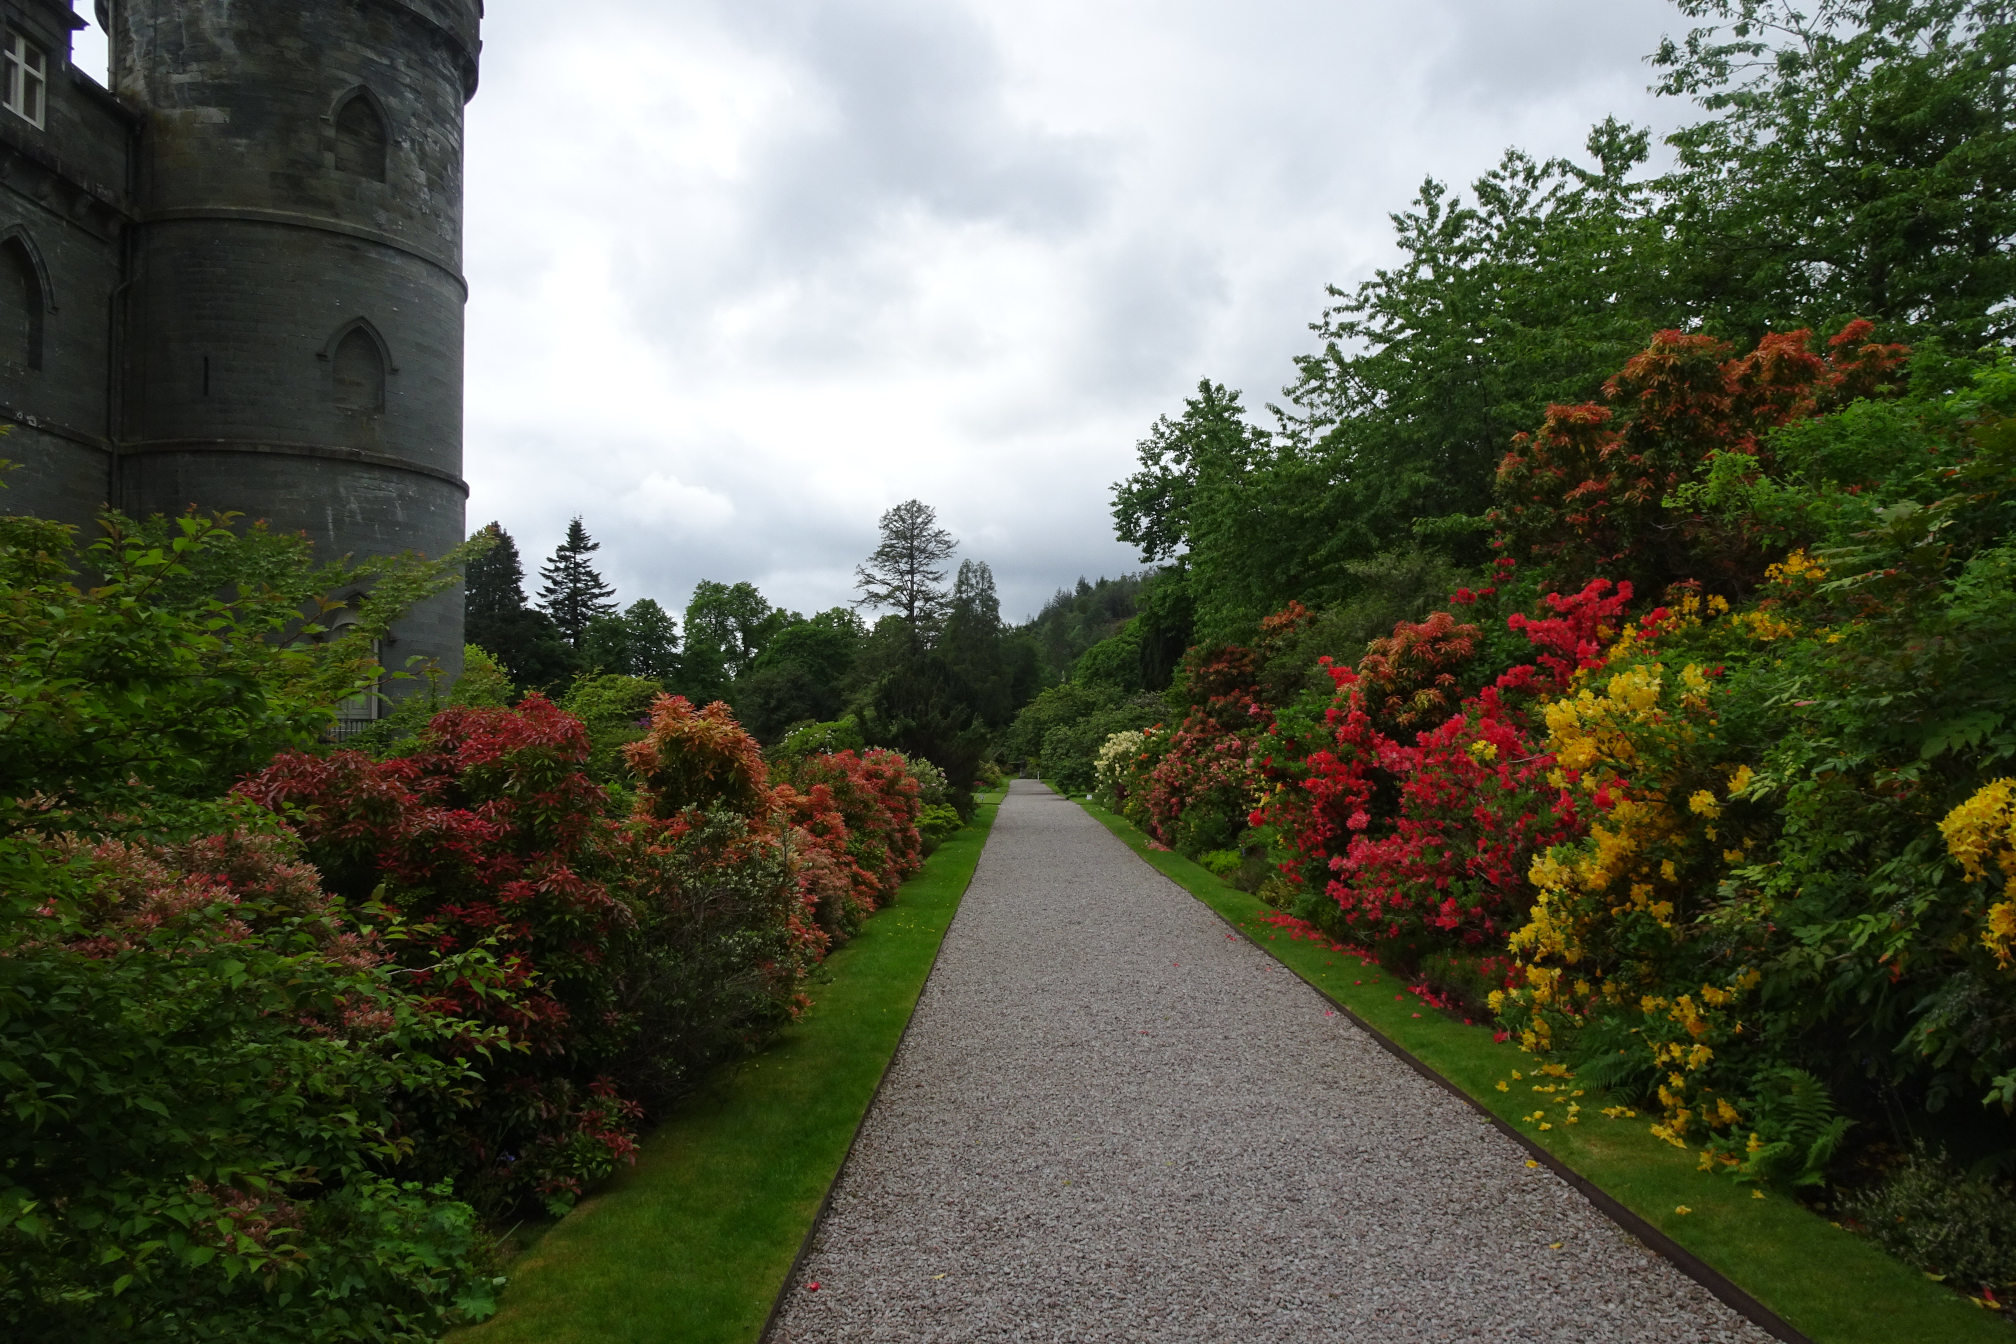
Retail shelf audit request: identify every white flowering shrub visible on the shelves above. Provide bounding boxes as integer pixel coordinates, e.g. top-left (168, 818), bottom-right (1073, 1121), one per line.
top-left (1093, 730), bottom-right (1147, 810)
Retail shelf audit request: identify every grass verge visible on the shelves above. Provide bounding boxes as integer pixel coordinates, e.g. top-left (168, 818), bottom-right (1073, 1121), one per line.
top-left (1074, 795), bottom-right (2008, 1344)
top-left (453, 788), bottom-right (1006, 1344)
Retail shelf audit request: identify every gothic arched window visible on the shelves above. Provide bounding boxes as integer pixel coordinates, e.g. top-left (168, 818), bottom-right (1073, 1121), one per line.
top-left (334, 92), bottom-right (388, 181)
top-left (332, 326), bottom-right (385, 411)
top-left (1, 236), bottom-right (43, 371)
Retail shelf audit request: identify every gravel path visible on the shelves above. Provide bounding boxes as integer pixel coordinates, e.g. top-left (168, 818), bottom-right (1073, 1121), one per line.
top-left (768, 781), bottom-right (1774, 1343)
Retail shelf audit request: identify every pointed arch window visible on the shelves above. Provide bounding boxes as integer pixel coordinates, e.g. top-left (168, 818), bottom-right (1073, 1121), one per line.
top-left (334, 91), bottom-right (388, 181)
top-left (332, 325), bottom-right (386, 411)
top-left (1, 235), bottom-right (44, 371)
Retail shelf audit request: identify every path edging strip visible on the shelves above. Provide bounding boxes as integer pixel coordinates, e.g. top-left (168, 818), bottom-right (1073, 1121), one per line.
top-left (756, 792), bottom-right (1004, 1343)
top-left (1074, 792), bottom-right (1814, 1344)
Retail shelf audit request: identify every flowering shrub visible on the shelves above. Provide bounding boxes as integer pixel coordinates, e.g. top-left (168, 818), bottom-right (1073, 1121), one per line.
top-left (774, 749), bottom-right (924, 915)
top-left (1501, 484), bottom-right (2016, 1174)
top-left (1093, 729), bottom-right (1147, 809)
top-left (0, 506), bottom-right (505, 1338)
top-left (771, 778), bottom-right (877, 939)
top-left (242, 697), bottom-right (640, 1215)
top-left (1942, 779), bottom-right (2016, 967)
top-left (1136, 647), bottom-right (1271, 854)
top-left (1, 824), bottom-right (505, 1338)
top-left (1142, 347), bottom-right (2016, 1217)
top-left (1248, 580), bottom-right (1633, 959)
top-left (1496, 598), bottom-right (1766, 1150)
top-left (0, 499), bottom-right (942, 1333)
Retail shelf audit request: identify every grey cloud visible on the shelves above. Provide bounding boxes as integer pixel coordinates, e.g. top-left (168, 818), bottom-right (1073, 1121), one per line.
top-left (458, 0), bottom-right (1694, 631)
top-left (726, 0), bottom-right (1109, 244)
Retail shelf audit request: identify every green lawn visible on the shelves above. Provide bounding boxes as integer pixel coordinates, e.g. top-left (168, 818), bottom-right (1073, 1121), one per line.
top-left (454, 789), bottom-right (1004, 1344)
top-left (1073, 795), bottom-right (2010, 1344)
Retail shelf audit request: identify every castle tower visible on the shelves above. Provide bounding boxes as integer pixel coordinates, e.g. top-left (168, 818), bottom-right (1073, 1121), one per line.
top-left (108, 0), bottom-right (482, 696)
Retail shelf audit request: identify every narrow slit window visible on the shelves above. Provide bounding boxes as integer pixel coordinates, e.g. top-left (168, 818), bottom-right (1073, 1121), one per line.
top-left (2, 240), bottom-right (43, 370)
top-left (3, 31), bottom-right (46, 128)
top-left (334, 94), bottom-right (388, 181)
top-left (332, 327), bottom-right (385, 410)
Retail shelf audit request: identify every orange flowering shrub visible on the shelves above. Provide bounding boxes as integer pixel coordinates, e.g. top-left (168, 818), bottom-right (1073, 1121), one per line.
top-left (774, 749), bottom-right (925, 914)
top-left (626, 694), bottom-right (771, 821)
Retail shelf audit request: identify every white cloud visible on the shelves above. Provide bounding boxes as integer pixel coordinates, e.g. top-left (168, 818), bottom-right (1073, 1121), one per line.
top-left (621, 472), bottom-right (739, 530)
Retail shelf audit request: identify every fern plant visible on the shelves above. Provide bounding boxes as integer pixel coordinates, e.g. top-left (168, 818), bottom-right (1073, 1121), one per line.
top-left (1733, 1067), bottom-right (1853, 1189)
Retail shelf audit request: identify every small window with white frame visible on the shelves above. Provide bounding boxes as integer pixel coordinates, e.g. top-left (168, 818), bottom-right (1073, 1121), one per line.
top-left (4, 30), bottom-right (47, 129)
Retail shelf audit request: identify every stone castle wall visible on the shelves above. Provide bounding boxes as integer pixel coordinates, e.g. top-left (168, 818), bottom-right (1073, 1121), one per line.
top-left (0, 0), bottom-right (480, 694)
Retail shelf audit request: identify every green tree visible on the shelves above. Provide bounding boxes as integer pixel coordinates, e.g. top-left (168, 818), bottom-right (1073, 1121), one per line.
top-left (1656, 0), bottom-right (2016, 344)
top-left (624, 597), bottom-right (681, 681)
top-left (734, 607), bottom-right (864, 742)
top-left (537, 516), bottom-right (618, 648)
top-left (581, 613), bottom-right (634, 675)
top-left (463, 521), bottom-right (575, 688)
top-left (858, 650), bottom-right (990, 800)
top-left (680, 580), bottom-right (780, 704)
top-left (854, 499), bottom-right (956, 638)
top-left (1111, 381), bottom-right (1260, 564)
top-left (1014, 572), bottom-right (1147, 682)
top-left (581, 598), bottom-right (681, 682)
top-left (1282, 122), bottom-right (1670, 549)
top-left (939, 560), bottom-right (1016, 725)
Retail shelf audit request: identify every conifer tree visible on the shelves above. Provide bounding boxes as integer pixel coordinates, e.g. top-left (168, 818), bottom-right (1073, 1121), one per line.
top-left (464, 521), bottom-right (532, 642)
top-left (464, 521), bottom-right (576, 688)
top-left (537, 516), bottom-right (618, 648)
top-left (854, 499), bottom-right (956, 637)
top-left (940, 559), bottom-right (1014, 726)
top-left (624, 598), bottom-right (681, 682)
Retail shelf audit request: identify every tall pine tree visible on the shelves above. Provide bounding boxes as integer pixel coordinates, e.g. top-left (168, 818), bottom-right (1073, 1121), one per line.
top-left (538, 517), bottom-right (618, 648)
top-left (465, 522), bottom-right (531, 642)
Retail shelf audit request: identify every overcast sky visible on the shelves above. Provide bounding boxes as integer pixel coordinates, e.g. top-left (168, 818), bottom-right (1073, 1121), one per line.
top-left (77, 1), bottom-right (1696, 624)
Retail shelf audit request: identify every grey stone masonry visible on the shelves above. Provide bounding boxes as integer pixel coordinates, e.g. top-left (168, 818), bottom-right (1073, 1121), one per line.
top-left (0, 0), bottom-right (482, 696)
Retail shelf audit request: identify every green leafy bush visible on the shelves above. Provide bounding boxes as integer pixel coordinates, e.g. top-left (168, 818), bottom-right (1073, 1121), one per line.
top-left (0, 505), bottom-right (499, 1338)
top-left (1843, 1145), bottom-right (2016, 1293)
top-left (917, 804), bottom-right (963, 853)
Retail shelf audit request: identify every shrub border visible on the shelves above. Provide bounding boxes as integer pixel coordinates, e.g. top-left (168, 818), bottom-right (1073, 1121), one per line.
top-left (1065, 788), bottom-right (2010, 1344)
top-left (454, 788), bottom-right (1006, 1344)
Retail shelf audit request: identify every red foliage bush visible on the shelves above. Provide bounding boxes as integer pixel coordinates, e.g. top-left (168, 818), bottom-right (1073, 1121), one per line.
top-left (774, 749), bottom-right (924, 921)
top-left (1136, 645), bottom-right (1272, 854)
top-left (1356, 610), bottom-right (1483, 733)
top-left (239, 692), bottom-right (931, 1217)
top-left (1494, 323), bottom-right (1908, 589)
top-left (241, 695), bottom-right (636, 1213)
top-left (625, 694), bottom-right (770, 821)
